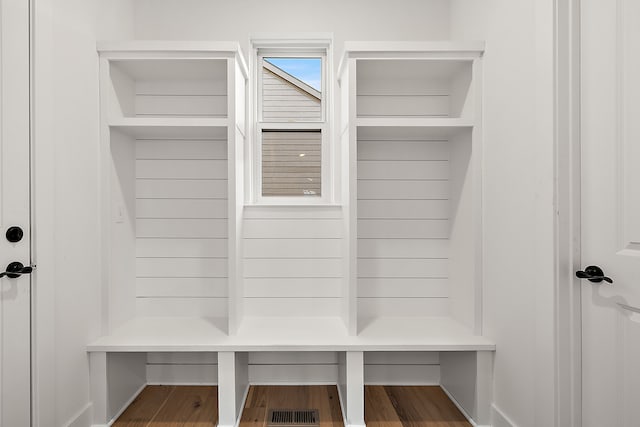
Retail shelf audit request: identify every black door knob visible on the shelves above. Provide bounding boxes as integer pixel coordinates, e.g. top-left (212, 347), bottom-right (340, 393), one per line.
top-left (576, 265), bottom-right (613, 284)
top-left (0, 262), bottom-right (34, 279)
top-left (6, 226), bottom-right (24, 243)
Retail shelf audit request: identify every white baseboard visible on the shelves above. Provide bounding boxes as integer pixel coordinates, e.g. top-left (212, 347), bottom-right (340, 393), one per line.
top-left (64, 402), bottom-right (92, 427)
top-left (107, 383), bottom-right (146, 426)
top-left (440, 385), bottom-right (481, 427)
top-left (491, 404), bottom-right (517, 427)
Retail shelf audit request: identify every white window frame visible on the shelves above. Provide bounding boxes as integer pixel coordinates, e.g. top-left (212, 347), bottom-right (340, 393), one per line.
top-left (249, 36), bottom-right (334, 205)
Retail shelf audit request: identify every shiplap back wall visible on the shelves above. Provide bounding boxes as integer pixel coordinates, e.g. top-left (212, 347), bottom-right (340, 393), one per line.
top-left (243, 207), bottom-right (343, 316)
top-left (357, 139), bottom-right (450, 317)
top-left (110, 59), bottom-right (228, 118)
top-left (356, 61), bottom-right (457, 318)
top-left (145, 351), bottom-right (441, 385)
top-left (135, 138), bottom-right (229, 317)
top-left (126, 59), bottom-right (231, 317)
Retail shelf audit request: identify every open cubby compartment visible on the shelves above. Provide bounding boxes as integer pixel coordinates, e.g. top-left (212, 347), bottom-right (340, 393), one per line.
top-left (105, 125), bottom-right (232, 334)
top-left (356, 59), bottom-right (474, 119)
top-left (355, 126), bottom-right (481, 333)
top-left (106, 57), bottom-right (228, 119)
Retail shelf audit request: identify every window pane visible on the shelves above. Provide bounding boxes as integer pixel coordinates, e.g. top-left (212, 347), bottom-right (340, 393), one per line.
top-left (262, 57), bottom-right (322, 122)
top-left (262, 130), bottom-right (321, 197)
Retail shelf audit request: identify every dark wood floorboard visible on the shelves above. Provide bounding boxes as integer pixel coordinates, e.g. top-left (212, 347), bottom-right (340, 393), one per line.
top-left (112, 385), bottom-right (218, 427)
top-left (240, 386), bottom-right (344, 427)
top-left (365, 386), bottom-right (471, 427)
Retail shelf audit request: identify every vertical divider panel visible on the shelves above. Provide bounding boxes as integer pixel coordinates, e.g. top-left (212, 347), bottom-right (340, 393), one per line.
top-left (471, 58), bottom-right (484, 336)
top-left (218, 351), bottom-right (249, 427)
top-left (227, 58), bottom-right (239, 335)
top-left (338, 351), bottom-right (364, 427)
top-left (343, 59), bottom-right (358, 335)
top-left (229, 55), bottom-right (248, 335)
top-left (99, 57), bottom-right (113, 336)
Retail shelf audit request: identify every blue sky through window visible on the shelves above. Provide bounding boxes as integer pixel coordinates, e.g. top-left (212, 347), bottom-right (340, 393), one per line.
top-left (265, 58), bottom-right (322, 92)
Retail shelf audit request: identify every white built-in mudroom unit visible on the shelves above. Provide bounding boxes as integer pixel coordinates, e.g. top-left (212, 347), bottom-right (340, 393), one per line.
top-left (87, 39), bottom-right (493, 426)
top-left (12, 1), bottom-right (638, 427)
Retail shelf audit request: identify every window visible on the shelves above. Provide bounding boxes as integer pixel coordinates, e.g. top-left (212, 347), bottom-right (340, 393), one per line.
top-left (252, 41), bottom-right (331, 203)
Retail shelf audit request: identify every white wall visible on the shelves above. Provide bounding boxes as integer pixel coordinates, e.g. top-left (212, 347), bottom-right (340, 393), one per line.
top-left (33, 0), bottom-right (134, 426)
top-left (133, 0), bottom-right (451, 57)
top-left (450, 2), bottom-right (556, 427)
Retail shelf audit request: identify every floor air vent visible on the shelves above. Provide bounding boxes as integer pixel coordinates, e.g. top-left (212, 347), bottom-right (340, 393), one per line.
top-left (268, 409), bottom-right (319, 427)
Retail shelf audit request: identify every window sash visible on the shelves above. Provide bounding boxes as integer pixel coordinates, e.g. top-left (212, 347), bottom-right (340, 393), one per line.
top-left (252, 41), bottom-right (332, 204)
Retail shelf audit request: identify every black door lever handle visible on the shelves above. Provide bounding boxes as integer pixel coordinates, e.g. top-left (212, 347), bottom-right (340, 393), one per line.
top-left (0, 262), bottom-right (35, 279)
top-left (576, 265), bottom-right (613, 284)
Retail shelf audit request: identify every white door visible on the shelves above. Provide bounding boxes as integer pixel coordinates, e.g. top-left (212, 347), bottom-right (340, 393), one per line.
top-left (581, 0), bottom-right (640, 425)
top-left (0, 0), bottom-right (32, 425)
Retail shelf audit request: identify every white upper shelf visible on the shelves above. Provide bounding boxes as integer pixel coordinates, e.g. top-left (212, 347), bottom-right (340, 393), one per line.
top-left (97, 41), bottom-right (249, 78)
top-left (338, 41), bottom-right (485, 80)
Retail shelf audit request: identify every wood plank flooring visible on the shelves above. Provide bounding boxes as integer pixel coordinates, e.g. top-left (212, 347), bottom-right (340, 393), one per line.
top-left (112, 385), bottom-right (217, 427)
top-left (365, 386), bottom-right (471, 427)
top-left (112, 385), bottom-right (469, 427)
top-left (239, 386), bottom-right (344, 427)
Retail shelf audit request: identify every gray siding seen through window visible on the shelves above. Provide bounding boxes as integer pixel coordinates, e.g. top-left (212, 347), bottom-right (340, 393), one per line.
top-left (262, 130), bottom-right (321, 196)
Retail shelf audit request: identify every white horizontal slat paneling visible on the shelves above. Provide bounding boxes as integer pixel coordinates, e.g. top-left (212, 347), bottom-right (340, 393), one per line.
top-left (358, 180), bottom-right (449, 200)
top-left (249, 365), bottom-right (338, 384)
top-left (243, 208), bottom-right (343, 317)
top-left (244, 278), bottom-right (341, 298)
top-left (357, 95), bottom-right (449, 117)
top-left (249, 352), bottom-right (338, 364)
top-left (136, 179), bottom-right (228, 199)
top-left (137, 297), bottom-right (228, 317)
top-left (244, 298), bottom-right (341, 317)
top-left (136, 199), bottom-right (227, 219)
top-left (244, 219), bottom-right (341, 239)
top-left (358, 219), bottom-right (449, 239)
top-left (357, 135), bottom-right (452, 318)
top-left (358, 278), bottom-right (448, 298)
top-left (358, 239), bottom-right (448, 258)
top-left (244, 239), bottom-right (341, 259)
top-left (136, 95), bottom-right (227, 117)
top-left (243, 206), bottom-right (342, 219)
top-left (136, 140), bottom-right (227, 160)
top-left (136, 258), bottom-right (228, 278)
top-left (358, 161), bottom-right (448, 180)
top-left (357, 140), bottom-right (449, 160)
top-left (136, 219), bottom-right (228, 238)
top-left (136, 159), bottom-right (227, 179)
top-left (358, 259), bottom-right (447, 278)
top-left (357, 200), bottom-right (449, 219)
top-left (358, 298), bottom-right (449, 317)
top-left (137, 238), bottom-right (227, 258)
top-left (147, 352), bottom-right (218, 364)
top-left (146, 364), bottom-right (218, 384)
top-left (364, 365), bottom-right (440, 385)
top-left (136, 79), bottom-right (226, 96)
top-left (134, 77), bottom-right (226, 119)
top-left (135, 137), bottom-right (228, 316)
top-left (136, 278), bottom-right (227, 297)
top-left (364, 352), bottom-right (439, 365)
top-left (244, 259), bottom-right (341, 278)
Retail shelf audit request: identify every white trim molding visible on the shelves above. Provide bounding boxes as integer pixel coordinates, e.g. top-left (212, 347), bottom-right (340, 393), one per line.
top-left (491, 404), bottom-right (518, 427)
top-left (553, 0), bottom-right (582, 426)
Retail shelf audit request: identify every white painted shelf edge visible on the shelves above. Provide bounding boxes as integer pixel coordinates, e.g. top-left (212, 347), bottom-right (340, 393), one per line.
top-left (97, 40), bottom-right (249, 79)
top-left (109, 117), bottom-right (230, 138)
top-left (86, 316), bottom-right (495, 352)
top-left (338, 41), bottom-right (485, 82)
